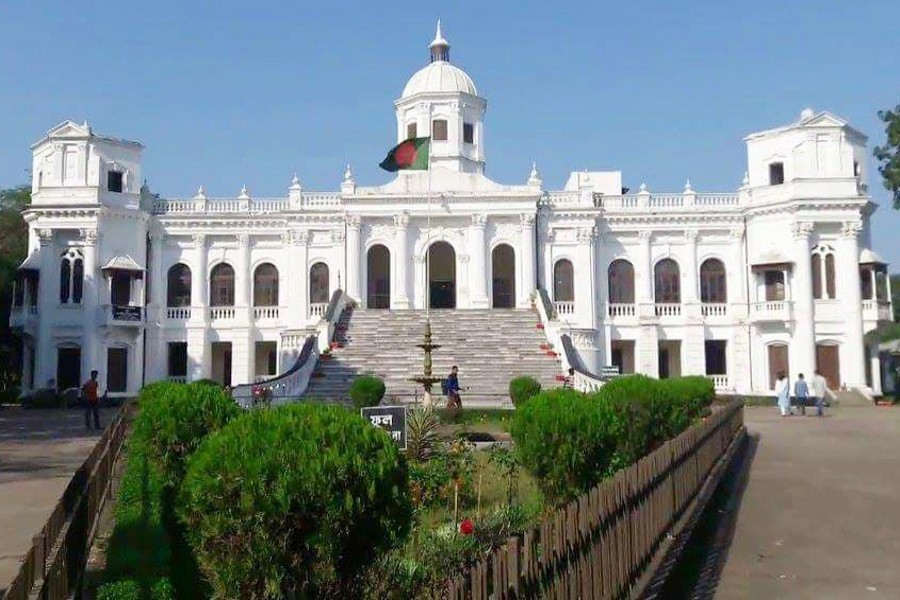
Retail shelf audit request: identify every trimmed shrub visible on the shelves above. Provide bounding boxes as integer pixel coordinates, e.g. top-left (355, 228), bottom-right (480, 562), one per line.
top-left (178, 403), bottom-right (412, 598)
top-left (511, 389), bottom-right (615, 502)
top-left (508, 376), bottom-right (542, 407)
top-left (134, 381), bottom-right (241, 486)
top-left (349, 374), bottom-right (386, 409)
top-left (97, 579), bottom-right (174, 600)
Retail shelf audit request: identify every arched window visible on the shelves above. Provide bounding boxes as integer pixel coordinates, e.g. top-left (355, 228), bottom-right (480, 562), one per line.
top-left (607, 259), bottom-right (635, 304)
top-left (253, 263), bottom-right (279, 306)
top-left (654, 258), bottom-right (681, 303)
top-left (59, 249), bottom-right (84, 304)
top-left (811, 245), bottom-right (836, 300)
top-left (209, 263), bottom-right (235, 307)
top-left (167, 264), bottom-right (192, 307)
top-left (309, 262), bottom-right (330, 304)
top-left (553, 259), bottom-right (574, 302)
top-left (700, 258), bottom-right (727, 303)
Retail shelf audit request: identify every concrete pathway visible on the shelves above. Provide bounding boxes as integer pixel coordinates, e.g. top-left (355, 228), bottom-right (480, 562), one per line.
top-left (672, 406), bottom-right (900, 599)
top-left (0, 407), bottom-right (114, 592)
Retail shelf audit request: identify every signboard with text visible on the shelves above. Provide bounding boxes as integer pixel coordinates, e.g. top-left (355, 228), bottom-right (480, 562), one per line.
top-left (361, 405), bottom-right (407, 449)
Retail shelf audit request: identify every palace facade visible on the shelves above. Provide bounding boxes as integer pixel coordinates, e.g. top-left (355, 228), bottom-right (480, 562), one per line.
top-left (11, 23), bottom-right (893, 399)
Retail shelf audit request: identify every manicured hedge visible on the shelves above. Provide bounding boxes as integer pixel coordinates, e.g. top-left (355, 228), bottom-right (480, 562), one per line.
top-left (134, 381), bottom-right (241, 486)
top-left (508, 376), bottom-right (542, 407)
top-left (349, 374), bottom-right (386, 409)
top-left (178, 403), bottom-right (412, 598)
top-left (512, 375), bottom-right (714, 503)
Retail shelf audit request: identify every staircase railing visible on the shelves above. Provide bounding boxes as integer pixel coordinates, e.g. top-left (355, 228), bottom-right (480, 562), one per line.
top-left (559, 333), bottom-right (606, 392)
top-left (231, 289), bottom-right (349, 407)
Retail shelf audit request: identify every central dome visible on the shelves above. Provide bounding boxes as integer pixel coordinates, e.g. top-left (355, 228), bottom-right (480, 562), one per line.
top-left (401, 61), bottom-right (477, 97)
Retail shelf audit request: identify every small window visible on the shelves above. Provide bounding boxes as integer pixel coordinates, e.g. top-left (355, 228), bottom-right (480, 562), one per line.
top-left (463, 122), bottom-right (474, 144)
top-left (853, 160), bottom-right (860, 177)
top-left (432, 119), bottom-right (448, 141)
top-left (764, 270), bottom-right (785, 301)
top-left (107, 170), bottom-right (124, 193)
top-left (168, 342), bottom-right (188, 378)
top-left (769, 162), bottom-right (785, 185)
top-left (407, 122), bottom-right (417, 139)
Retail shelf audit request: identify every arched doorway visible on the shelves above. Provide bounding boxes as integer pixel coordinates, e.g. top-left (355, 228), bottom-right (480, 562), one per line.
top-left (367, 245), bottom-right (391, 309)
top-left (491, 244), bottom-right (516, 308)
top-left (428, 241), bottom-right (456, 309)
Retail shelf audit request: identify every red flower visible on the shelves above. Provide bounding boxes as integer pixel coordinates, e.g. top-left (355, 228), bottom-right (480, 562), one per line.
top-left (459, 518), bottom-right (474, 536)
top-left (536, 323), bottom-right (544, 330)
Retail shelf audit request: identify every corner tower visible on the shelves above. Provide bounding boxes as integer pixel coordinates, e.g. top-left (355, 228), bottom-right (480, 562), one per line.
top-left (395, 21), bottom-right (486, 174)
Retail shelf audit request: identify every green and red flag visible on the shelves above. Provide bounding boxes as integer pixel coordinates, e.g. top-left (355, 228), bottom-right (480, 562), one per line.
top-left (379, 137), bottom-right (430, 172)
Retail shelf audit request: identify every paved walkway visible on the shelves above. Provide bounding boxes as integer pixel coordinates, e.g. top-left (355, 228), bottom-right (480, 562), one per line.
top-left (0, 407), bottom-right (114, 592)
top-left (672, 406), bottom-right (900, 599)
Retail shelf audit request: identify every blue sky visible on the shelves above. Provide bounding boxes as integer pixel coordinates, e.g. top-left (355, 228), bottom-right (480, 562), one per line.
top-left (1, 1), bottom-right (898, 263)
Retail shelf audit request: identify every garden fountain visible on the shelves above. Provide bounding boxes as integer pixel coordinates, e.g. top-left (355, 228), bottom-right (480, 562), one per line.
top-left (410, 319), bottom-right (443, 408)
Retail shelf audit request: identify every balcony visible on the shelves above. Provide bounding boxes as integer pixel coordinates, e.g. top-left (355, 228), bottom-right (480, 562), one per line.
top-left (654, 303), bottom-right (682, 318)
top-left (701, 303), bottom-right (728, 318)
top-left (310, 302), bottom-right (328, 320)
top-left (210, 306), bottom-right (236, 321)
top-left (607, 303), bottom-right (636, 318)
top-left (10, 305), bottom-right (38, 330)
top-left (707, 374), bottom-right (731, 391)
top-left (253, 306), bottom-right (281, 321)
top-left (862, 300), bottom-right (892, 322)
top-left (106, 305), bottom-right (143, 327)
top-left (167, 306), bottom-right (192, 320)
top-left (750, 300), bottom-right (793, 323)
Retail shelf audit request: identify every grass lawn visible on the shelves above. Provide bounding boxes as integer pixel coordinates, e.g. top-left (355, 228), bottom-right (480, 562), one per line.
top-left (434, 408), bottom-right (516, 439)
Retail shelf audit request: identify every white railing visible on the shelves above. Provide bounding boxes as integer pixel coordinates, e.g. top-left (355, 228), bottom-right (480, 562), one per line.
top-left (301, 193), bottom-right (342, 210)
top-left (309, 302), bottom-right (328, 320)
top-left (574, 370), bottom-right (605, 393)
top-left (701, 303), bottom-right (728, 317)
top-left (599, 192), bottom-right (740, 211)
top-left (210, 306), bottom-right (235, 320)
top-left (167, 376), bottom-right (187, 384)
top-left (555, 301), bottom-right (575, 317)
top-left (167, 307), bottom-right (192, 320)
top-left (153, 193), bottom-right (343, 215)
top-left (708, 374), bottom-right (730, 390)
top-left (654, 303), bottom-right (682, 317)
top-left (695, 193), bottom-right (740, 206)
top-left (254, 306), bottom-right (280, 320)
top-left (545, 191), bottom-right (585, 207)
top-left (862, 300), bottom-right (893, 322)
top-left (607, 303), bottom-right (636, 317)
top-left (751, 300), bottom-right (792, 321)
top-left (648, 194), bottom-right (683, 208)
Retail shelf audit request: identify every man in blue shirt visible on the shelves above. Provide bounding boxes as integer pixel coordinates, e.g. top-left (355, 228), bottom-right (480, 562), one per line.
top-left (446, 365), bottom-right (461, 409)
top-left (794, 373), bottom-right (809, 416)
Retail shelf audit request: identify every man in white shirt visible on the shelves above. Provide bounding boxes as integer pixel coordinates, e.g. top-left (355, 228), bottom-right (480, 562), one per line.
top-left (809, 369), bottom-right (827, 417)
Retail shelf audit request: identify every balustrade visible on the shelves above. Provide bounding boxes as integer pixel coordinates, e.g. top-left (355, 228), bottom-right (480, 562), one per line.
top-left (210, 306), bottom-right (236, 320)
top-left (166, 307), bottom-right (192, 320)
top-left (253, 306), bottom-right (280, 320)
top-left (708, 374), bottom-right (730, 390)
top-left (750, 300), bottom-right (792, 322)
top-left (654, 303), bottom-right (682, 317)
top-left (309, 302), bottom-right (328, 319)
top-left (554, 301), bottom-right (575, 317)
top-left (607, 303), bottom-right (636, 317)
top-left (701, 303), bottom-right (728, 317)
top-left (862, 299), bottom-right (893, 322)
top-left (167, 375), bottom-right (187, 384)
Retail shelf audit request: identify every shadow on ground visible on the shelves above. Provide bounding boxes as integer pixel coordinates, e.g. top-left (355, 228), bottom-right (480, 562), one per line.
top-left (654, 432), bottom-right (760, 599)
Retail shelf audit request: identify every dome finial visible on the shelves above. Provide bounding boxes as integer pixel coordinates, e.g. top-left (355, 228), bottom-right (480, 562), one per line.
top-left (429, 19), bottom-right (450, 63)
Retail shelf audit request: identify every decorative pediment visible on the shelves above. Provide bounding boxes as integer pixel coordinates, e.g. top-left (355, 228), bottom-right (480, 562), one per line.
top-left (802, 112), bottom-right (847, 129)
top-left (47, 120), bottom-right (91, 139)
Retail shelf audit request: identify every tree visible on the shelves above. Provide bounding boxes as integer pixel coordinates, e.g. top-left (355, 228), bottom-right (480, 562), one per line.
top-left (0, 186), bottom-right (29, 393)
top-left (874, 104), bottom-right (900, 209)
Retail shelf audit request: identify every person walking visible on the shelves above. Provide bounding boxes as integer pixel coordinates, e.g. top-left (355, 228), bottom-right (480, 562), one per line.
top-left (81, 370), bottom-right (101, 431)
top-left (775, 371), bottom-right (791, 417)
top-left (446, 365), bottom-right (462, 410)
top-left (794, 373), bottom-right (809, 416)
top-left (810, 369), bottom-right (827, 417)
top-left (562, 367), bottom-right (575, 390)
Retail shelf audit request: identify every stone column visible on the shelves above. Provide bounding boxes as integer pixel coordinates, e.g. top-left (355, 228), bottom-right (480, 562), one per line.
top-left (35, 229), bottom-right (55, 387)
top-left (791, 222), bottom-right (816, 377)
top-left (149, 231), bottom-right (165, 308)
top-left (80, 229), bottom-right (99, 383)
top-left (345, 215), bottom-right (361, 302)
top-left (285, 230), bottom-right (309, 327)
top-left (469, 214), bottom-right (489, 308)
top-left (188, 234), bottom-right (210, 380)
top-left (393, 213), bottom-right (410, 309)
top-left (683, 230), bottom-right (699, 303)
top-left (729, 228), bottom-right (747, 305)
top-left (235, 234), bottom-right (251, 322)
top-left (638, 230), bottom-right (653, 303)
top-left (147, 231), bottom-right (166, 381)
top-left (519, 213), bottom-right (536, 308)
top-left (575, 227), bottom-right (597, 329)
top-left (682, 229), bottom-right (705, 376)
top-left (840, 220), bottom-right (866, 388)
top-left (636, 230), bottom-right (659, 376)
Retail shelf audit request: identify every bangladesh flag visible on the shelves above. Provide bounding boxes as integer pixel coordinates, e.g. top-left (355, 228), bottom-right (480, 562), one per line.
top-left (379, 137), bottom-right (430, 172)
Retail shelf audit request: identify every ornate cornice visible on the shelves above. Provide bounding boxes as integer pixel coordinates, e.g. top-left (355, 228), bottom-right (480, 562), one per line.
top-left (35, 228), bottom-right (54, 245)
top-left (236, 234), bottom-right (250, 248)
top-left (393, 212), bottom-right (410, 228)
top-left (79, 228), bottom-right (99, 245)
top-left (471, 213), bottom-right (487, 228)
top-left (790, 221), bottom-right (814, 240)
top-left (840, 220), bottom-right (862, 239)
top-left (191, 233), bottom-right (207, 248)
top-left (520, 213), bottom-right (536, 227)
top-left (576, 227), bottom-right (597, 243)
top-left (346, 214), bottom-right (361, 229)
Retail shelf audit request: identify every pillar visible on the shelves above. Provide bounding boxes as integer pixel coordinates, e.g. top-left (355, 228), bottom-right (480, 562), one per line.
top-left (840, 220), bottom-right (866, 387)
top-left (35, 229), bottom-right (55, 387)
top-left (285, 230), bottom-right (309, 327)
top-left (683, 230), bottom-right (699, 303)
top-left (393, 213), bottom-right (410, 309)
top-left (519, 213), bottom-right (536, 308)
top-left (682, 229), bottom-right (705, 375)
top-left (638, 230), bottom-right (653, 303)
top-left (346, 215), bottom-right (361, 302)
top-left (188, 234), bottom-right (210, 380)
top-left (575, 226), bottom-right (597, 329)
top-left (147, 231), bottom-right (166, 381)
top-left (469, 214), bottom-right (489, 308)
top-left (235, 234), bottom-right (251, 321)
top-left (81, 229), bottom-right (99, 383)
top-left (635, 230), bottom-right (659, 376)
top-left (791, 222), bottom-right (816, 377)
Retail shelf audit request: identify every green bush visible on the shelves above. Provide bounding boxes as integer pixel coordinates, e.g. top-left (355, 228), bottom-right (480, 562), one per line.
top-left (178, 403), bottom-right (412, 598)
top-left (512, 376), bottom-right (715, 504)
top-left (96, 578), bottom-right (174, 600)
top-left (508, 376), bottom-right (542, 407)
top-left (349, 374), bottom-right (386, 409)
top-left (134, 381), bottom-right (241, 487)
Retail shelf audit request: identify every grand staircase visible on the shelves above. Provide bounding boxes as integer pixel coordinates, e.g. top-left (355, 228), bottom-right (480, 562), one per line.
top-left (303, 308), bottom-right (564, 405)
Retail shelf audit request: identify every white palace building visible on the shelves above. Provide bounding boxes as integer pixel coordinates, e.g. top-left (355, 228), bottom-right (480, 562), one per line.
top-left (11, 23), bottom-right (895, 402)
